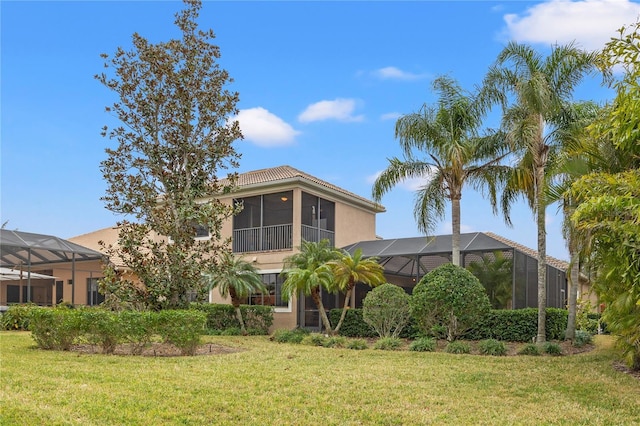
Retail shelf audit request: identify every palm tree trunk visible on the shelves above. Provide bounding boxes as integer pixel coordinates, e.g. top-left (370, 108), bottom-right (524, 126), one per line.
top-left (334, 283), bottom-right (355, 334)
top-left (565, 247), bottom-right (579, 340)
top-left (229, 287), bottom-right (247, 335)
top-left (451, 197), bottom-right (461, 266)
top-left (311, 286), bottom-right (332, 334)
top-left (536, 163), bottom-right (547, 344)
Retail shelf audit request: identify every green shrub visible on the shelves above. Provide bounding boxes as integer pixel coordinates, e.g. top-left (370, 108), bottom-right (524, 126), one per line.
top-left (329, 308), bottom-right (376, 338)
top-left (323, 336), bottom-right (348, 348)
top-left (346, 339), bottom-right (369, 350)
top-left (411, 264), bottom-right (491, 341)
top-left (302, 333), bottom-right (328, 346)
top-left (543, 342), bottom-right (563, 356)
top-left (464, 308), bottom-right (568, 342)
top-left (80, 308), bottom-right (120, 354)
top-left (573, 330), bottom-right (593, 348)
top-left (270, 328), bottom-right (307, 344)
top-left (409, 337), bottom-right (436, 352)
top-left (190, 303), bottom-right (273, 335)
top-left (1, 304), bottom-right (36, 330)
top-left (445, 341), bottom-right (470, 354)
top-left (478, 339), bottom-right (507, 356)
top-left (362, 284), bottom-right (411, 339)
top-left (29, 306), bottom-right (83, 350)
top-left (518, 343), bottom-right (540, 356)
top-left (374, 337), bottom-right (403, 351)
top-left (118, 310), bottom-right (156, 354)
top-left (220, 327), bottom-right (242, 336)
top-left (155, 310), bottom-right (206, 355)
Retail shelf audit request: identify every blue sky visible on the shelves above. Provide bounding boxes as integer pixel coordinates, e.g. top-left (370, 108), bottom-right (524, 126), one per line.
top-left (2, 0), bottom-right (638, 261)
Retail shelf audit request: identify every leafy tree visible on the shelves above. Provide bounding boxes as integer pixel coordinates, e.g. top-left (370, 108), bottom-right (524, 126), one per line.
top-left (372, 76), bottom-right (509, 266)
top-left (467, 251), bottom-right (512, 309)
top-left (96, 0), bottom-right (242, 309)
top-left (569, 21), bottom-right (640, 370)
top-left (324, 249), bottom-right (386, 334)
top-left (411, 263), bottom-right (491, 341)
top-left (362, 283), bottom-right (411, 339)
top-left (484, 42), bottom-right (597, 343)
top-left (281, 240), bottom-right (340, 332)
top-left (205, 252), bottom-right (266, 335)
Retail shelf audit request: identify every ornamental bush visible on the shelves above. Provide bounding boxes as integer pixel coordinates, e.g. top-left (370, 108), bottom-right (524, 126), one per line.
top-left (409, 337), bottom-right (437, 352)
top-left (363, 283), bottom-right (411, 338)
top-left (155, 310), bottom-right (206, 355)
top-left (478, 339), bottom-right (507, 356)
top-left (1, 303), bottom-right (37, 330)
top-left (411, 264), bottom-right (491, 341)
top-left (29, 306), bottom-right (83, 350)
top-left (80, 308), bottom-right (121, 354)
top-left (190, 303), bottom-right (273, 334)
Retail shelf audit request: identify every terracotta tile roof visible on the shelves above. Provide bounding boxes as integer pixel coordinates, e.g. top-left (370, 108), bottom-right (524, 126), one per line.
top-left (226, 165), bottom-right (385, 212)
top-left (484, 231), bottom-right (569, 271)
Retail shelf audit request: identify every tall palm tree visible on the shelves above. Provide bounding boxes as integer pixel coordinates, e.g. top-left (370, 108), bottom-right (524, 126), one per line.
top-left (205, 251), bottom-right (266, 335)
top-left (484, 42), bottom-right (597, 343)
top-left (372, 76), bottom-right (509, 266)
top-left (324, 248), bottom-right (386, 334)
top-left (281, 239), bottom-right (340, 332)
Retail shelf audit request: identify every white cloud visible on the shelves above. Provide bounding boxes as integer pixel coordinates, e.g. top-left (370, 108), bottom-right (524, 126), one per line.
top-left (298, 98), bottom-right (364, 123)
top-left (380, 112), bottom-right (402, 121)
top-left (373, 66), bottom-right (429, 81)
top-left (503, 0), bottom-right (640, 51)
top-left (234, 107), bottom-right (300, 147)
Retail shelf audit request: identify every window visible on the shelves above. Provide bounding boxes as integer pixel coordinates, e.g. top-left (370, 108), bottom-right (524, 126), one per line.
top-left (243, 272), bottom-right (288, 308)
top-left (87, 277), bottom-right (105, 306)
top-left (194, 224), bottom-right (209, 238)
top-left (301, 192), bottom-right (335, 245)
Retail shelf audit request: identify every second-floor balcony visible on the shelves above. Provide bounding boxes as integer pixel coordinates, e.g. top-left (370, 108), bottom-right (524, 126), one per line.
top-left (232, 224), bottom-right (336, 253)
top-left (233, 224), bottom-right (293, 253)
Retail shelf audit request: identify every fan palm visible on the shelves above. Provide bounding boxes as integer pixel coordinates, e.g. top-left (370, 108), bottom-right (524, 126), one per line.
top-left (205, 251), bottom-right (266, 335)
top-left (372, 76), bottom-right (509, 266)
top-left (484, 42), bottom-right (597, 343)
top-left (281, 239), bottom-right (340, 332)
top-left (324, 248), bottom-right (386, 334)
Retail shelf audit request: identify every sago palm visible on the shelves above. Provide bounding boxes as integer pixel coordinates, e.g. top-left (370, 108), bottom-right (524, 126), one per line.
top-left (205, 251), bottom-right (266, 335)
top-left (281, 239), bottom-right (340, 332)
top-left (324, 248), bottom-right (386, 334)
top-left (484, 42), bottom-right (597, 343)
top-left (372, 76), bottom-right (509, 266)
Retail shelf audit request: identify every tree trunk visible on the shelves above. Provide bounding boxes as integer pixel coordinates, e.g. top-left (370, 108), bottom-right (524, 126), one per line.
top-left (565, 247), bottom-right (579, 340)
top-left (334, 283), bottom-right (354, 334)
top-left (311, 286), bottom-right (332, 334)
top-left (229, 287), bottom-right (247, 335)
top-left (536, 163), bottom-right (547, 344)
top-left (451, 196), bottom-right (461, 267)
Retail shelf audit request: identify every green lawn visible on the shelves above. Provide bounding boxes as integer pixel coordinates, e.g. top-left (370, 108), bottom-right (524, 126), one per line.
top-left (1, 332), bottom-right (638, 425)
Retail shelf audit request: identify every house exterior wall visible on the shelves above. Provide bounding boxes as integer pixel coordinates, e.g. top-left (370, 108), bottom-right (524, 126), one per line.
top-left (214, 182), bottom-right (380, 331)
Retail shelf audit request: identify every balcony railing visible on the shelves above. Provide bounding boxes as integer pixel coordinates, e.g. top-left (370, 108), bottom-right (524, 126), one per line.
top-left (233, 224), bottom-right (293, 253)
top-left (301, 224), bottom-right (335, 247)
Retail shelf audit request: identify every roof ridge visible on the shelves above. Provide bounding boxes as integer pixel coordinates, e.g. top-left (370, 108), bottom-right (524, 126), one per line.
top-left (483, 231), bottom-right (568, 270)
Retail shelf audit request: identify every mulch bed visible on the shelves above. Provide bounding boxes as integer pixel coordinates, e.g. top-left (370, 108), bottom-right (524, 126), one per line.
top-left (71, 342), bottom-right (244, 357)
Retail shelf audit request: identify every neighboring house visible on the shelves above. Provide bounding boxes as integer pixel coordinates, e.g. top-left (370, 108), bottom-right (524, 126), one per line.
top-left (0, 229), bottom-right (105, 308)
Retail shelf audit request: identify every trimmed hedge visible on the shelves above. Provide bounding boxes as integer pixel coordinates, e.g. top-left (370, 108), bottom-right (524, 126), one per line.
top-left (190, 303), bottom-right (273, 335)
top-left (329, 308), bottom-right (420, 339)
top-left (328, 307), bottom-right (567, 342)
top-left (27, 306), bottom-right (207, 355)
top-left (464, 308), bottom-right (568, 342)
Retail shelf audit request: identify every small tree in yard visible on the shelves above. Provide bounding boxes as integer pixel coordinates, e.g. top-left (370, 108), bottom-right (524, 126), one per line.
top-left (205, 252), bottom-right (266, 335)
top-left (411, 263), bottom-right (491, 341)
top-left (96, 0), bottom-right (242, 309)
top-left (363, 283), bottom-right (411, 339)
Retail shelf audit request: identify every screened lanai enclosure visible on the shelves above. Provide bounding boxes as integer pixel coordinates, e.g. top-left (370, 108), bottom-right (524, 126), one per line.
top-left (343, 232), bottom-right (568, 311)
top-left (0, 229), bottom-right (105, 307)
